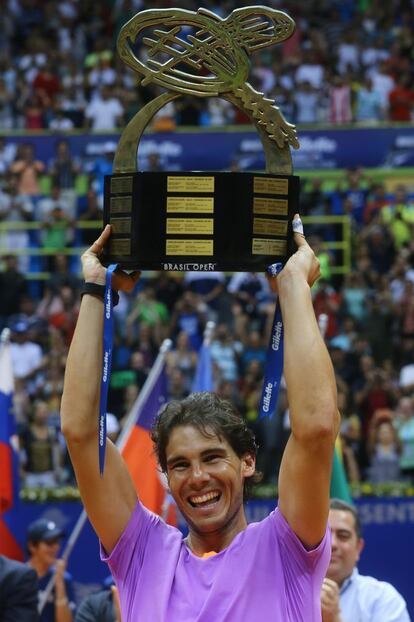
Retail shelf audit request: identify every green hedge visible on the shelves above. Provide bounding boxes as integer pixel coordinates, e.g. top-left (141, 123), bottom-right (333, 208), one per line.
top-left (19, 481), bottom-right (414, 503)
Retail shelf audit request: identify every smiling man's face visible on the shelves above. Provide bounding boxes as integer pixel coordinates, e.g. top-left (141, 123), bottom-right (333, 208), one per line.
top-left (166, 425), bottom-right (255, 544)
top-left (327, 509), bottom-right (364, 587)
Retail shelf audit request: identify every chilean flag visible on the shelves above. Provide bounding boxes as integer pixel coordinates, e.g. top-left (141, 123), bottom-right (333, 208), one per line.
top-left (0, 330), bottom-right (23, 559)
top-left (121, 360), bottom-right (176, 524)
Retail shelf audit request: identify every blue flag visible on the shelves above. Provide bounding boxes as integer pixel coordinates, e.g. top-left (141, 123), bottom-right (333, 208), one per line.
top-left (192, 340), bottom-right (213, 392)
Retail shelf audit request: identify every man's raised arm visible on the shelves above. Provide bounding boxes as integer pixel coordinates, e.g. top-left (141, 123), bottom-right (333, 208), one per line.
top-left (274, 217), bottom-right (340, 548)
top-left (61, 226), bottom-right (140, 553)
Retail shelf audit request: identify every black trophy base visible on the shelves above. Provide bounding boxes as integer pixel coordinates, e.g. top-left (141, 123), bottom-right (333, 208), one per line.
top-left (103, 171), bottom-right (299, 272)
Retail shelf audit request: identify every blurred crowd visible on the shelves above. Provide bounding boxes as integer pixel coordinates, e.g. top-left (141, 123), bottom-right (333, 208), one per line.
top-left (1, 152), bottom-right (414, 490)
top-left (0, 0), bottom-right (414, 493)
top-left (0, 0), bottom-right (413, 132)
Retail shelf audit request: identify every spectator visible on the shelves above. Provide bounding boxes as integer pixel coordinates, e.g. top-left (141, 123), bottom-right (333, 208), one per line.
top-left (0, 77), bottom-right (14, 129)
top-left (48, 109), bottom-right (74, 132)
top-left (27, 518), bottom-right (75, 622)
top-left (355, 78), bottom-right (383, 122)
top-left (32, 61), bottom-right (60, 114)
top-left (0, 254), bottom-right (27, 331)
top-left (395, 396), bottom-right (414, 483)
top-left (75, 586), bottom-right (121, 622)
top-left (294, 81), bottom-right (320, 124)
top-left (9, 143), bottom-right (45, 196)
top-left (166, 330), bottom-right (198, 392)
top-left (9, 320), bottom-right (44, 395)
top-left (19, 398), bottom-right (64, 488)
top-left (321, 499), bottom-right (410, 622)
top-left (388, 74), bottom-right (414, 122)
top-left (329, 76), bottom-right (352, 124)
top-left (37, 185), bottom-right (73, 221)
top-left (78, 189), bottom-right (103, 246)
top-left (210, 323), bottom-right (242, 383)
top-left (40, 206), bottom-right (74, 271)
top-left (0, 173), bottom-right (34, 269)
top-left (84, 86), bottom-right (124, 130)
top-left (48, 140), bottom-right (80, 218)
top-left (367, 412), bottom-right (402, 483)
top-left (0, 554), bottom-right (39, 622)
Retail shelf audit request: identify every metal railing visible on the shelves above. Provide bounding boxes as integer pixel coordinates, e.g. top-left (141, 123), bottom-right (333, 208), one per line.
top-left (0, 216), bottom-right (352, 279)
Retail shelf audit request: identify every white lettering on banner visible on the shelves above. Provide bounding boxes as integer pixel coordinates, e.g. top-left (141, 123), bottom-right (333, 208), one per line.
top-left (140, 139), bottom-right (182, 157)
top-left (359, 502), bottom-right (414, 525)
top-left (298, 136), bottom-right (337, 153)
top-left (105, 290), bottom-right (111, 320)
top-left (263, 382), bottom-right (273, 413)
top-left (272, 321), bottom-right (282, 351)
top-left (162, 263), bottom-right (217, 271)
top-left (240, 139), bottom-right (262, 153)
top-left (240, 136), bottom-right (337, 155)
top-left (99, 415), bottom-right (105, 446)
top-left (85, 140), bottom-right (183, 157)
top-left (102, 351), bottom-right (109, 383)
top-left (396, 135), bottom-right (414, 148)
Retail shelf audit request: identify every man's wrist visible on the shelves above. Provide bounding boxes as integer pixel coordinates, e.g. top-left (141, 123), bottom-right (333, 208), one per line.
top-left (81, 282), bottom-right (119, 307)
top-left (55, 597), bottom-right (68, 606)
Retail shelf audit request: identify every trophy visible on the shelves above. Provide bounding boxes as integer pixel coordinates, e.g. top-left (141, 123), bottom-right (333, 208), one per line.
top-left (103, 6), bottom-right (300, 272)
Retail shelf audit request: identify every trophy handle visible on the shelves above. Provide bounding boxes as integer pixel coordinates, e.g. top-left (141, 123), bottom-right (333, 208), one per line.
top-left (113, 91), bottom-right (293, 175)
top-left (113, 91), bottom-right (181, 174)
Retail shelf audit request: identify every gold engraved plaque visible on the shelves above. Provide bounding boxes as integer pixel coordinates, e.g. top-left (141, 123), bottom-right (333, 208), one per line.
top-left (166, 240), bottom-right (214, 255)
top-left (167, 197), bottom-right (214, 213)
top-left (252, 238), bottom-right (287, 255)
top-left (167, 176), bottom-right (215, 193)
top-left (166, 218), bottom-right (214, 235)
top-left (110, 176), bottom-right (133, 194)
top-left (253, 197), bottom-right (288, 216)
top-left (110, 196), bottom-right (133, 213)
top-left (110, 217), bottom-right (132, 234)
top-left (254, 177), bottom-right (289, 195)
top-left (110, 239), bottom-right (132, 254)
top-left (253, 218), bottom-right (287, 236)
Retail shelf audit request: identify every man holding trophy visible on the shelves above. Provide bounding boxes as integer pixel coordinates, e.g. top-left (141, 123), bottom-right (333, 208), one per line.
top-left (61, 6), bottom-right (339, 621)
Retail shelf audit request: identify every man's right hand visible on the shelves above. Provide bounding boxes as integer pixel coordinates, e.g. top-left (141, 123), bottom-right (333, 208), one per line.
top-left (81, 224), bottom-right (141, 291)
top-left (321, 577), bottom-right (343, 622)
top-left (266, 214), bottom-right (321, 295)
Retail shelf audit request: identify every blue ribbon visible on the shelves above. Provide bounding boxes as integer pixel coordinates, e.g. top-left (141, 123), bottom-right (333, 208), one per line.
top-left (259, 262), bottom-right (284, 419)
top-left (99, 263), bottom-right (118, 475)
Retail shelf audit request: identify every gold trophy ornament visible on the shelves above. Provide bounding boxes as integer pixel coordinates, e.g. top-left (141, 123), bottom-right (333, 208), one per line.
top-left (103, 6), bottom-right (300, 271)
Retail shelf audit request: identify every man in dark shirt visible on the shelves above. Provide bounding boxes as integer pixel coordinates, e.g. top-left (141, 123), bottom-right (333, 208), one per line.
top-left (0, 554), bottom-right (39, 621)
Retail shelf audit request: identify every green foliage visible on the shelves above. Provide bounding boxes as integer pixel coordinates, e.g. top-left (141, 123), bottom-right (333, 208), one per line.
top-left (20, 481), bottom-right (414, 503)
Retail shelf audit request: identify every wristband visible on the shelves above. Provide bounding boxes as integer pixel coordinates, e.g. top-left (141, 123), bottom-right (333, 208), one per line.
top-left (81, 282), bottom-right (119, 307)
top-left (55, 597), bottom-right (68, 606)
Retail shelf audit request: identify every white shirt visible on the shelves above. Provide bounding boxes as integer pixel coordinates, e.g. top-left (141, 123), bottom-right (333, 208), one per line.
top-left (85, 97), bottom-right (123, 130)
top-left (340, 569), bottom-right (411, 622)
top-left (10, 341), bottom-right (43, 379)
top-left (295, 63), bottom-right (324, 89)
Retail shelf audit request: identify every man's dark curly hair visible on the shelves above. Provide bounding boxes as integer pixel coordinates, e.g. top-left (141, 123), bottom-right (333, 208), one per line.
top-left (151, 392), bottom-right (262, 498)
